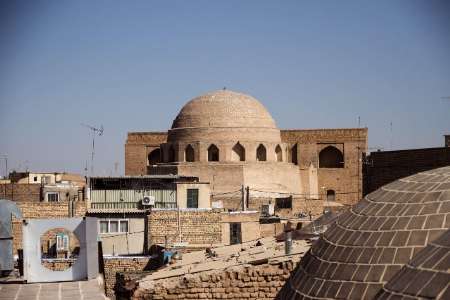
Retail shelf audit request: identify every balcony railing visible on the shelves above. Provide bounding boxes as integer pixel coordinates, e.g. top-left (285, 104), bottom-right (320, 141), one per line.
top-left (90, 201), bottom-right (178, 210)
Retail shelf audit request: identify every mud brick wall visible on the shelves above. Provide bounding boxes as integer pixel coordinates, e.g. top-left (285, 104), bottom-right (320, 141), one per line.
top-left (103, 256), bottom-right (154, 298)
top-left (149, 210), bottom-right (222, 245)
top-left (0, 183), bottom-right (41, 202)
top-left (129, 260), bottom-right (296, 300)
top-left (41, 259), bottom-right (76, 271)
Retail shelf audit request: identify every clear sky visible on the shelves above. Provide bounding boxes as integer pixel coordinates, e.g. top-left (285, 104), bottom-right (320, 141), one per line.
top-left (0, 0), bottom-right (449, 177)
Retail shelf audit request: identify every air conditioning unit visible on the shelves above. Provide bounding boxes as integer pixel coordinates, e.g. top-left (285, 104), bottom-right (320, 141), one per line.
top-left (261, 203), bottom-right (275, 216)
top-left (142, 195), bottom-right (155, 206)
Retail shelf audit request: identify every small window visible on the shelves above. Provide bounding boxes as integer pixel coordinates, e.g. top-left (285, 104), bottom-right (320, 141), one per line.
top-left (120, 220), bottom-right (129, 233)
top-left (185, 144), bottom-right (195, 162)
top-left (34, 176), bottom-right (38, 182)
top-left (275, 197), bottom-right (292, 209)
top-left (187, 189), bottom-right (199, 208)
top-left (99, 221), bottom-right (109, 233)
top-left (56, 234), bottom-right (69, 251)
top-left (109, 221), bottom-right (119, 233)
top-left (47, 192), bottom-right (59, 202)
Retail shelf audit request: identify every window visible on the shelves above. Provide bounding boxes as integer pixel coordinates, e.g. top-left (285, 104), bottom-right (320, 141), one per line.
top-left (185, 144), bottom-right (195, 162)
top-left (187, 189), bottom-right (199, 208)
top-left (275, 197), bottom-right (292, 209)
top-left (33, 176), bottom-right (38, 182)
top-left (56, 234), bottom-right (69, 251)
top-left (208, 144), bottom-right (219, 162)
top-left (231, 142), bottom-right (245, 161)
top-left (256, 144), bottom-right (267, 161)
top-left (148, 149), bottom-right (161, 165)
top-left (275, 145), bottom-right (283, 162)
top-left (99, 221), bottom-right (109, 233)
top-left (319, 146), bottom-right (344, 168)
top-left (98, 219), bottom-right (129, 234)
top-left (47, 192), bottom-right (59, 202)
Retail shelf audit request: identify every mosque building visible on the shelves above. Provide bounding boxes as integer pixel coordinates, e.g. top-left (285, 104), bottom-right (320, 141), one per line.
top-left (125, 89), bottom-right (367, 213)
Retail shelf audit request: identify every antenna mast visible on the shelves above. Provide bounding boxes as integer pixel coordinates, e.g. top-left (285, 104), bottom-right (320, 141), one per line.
top-left (81, 123), bottom-right (104, 176)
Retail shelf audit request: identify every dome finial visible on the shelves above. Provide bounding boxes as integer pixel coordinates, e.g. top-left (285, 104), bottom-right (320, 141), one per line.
top-left (223, 86), bottom-right (226, 90)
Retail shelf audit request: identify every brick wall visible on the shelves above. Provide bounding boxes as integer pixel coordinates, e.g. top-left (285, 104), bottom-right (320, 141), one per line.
top-left (103, 256), bottom-right (155, 298)
top-left (149, 210), bottom-right (222, 246)
top-left (364, 147), bottom-right (450, 194)
top-left (0, 183), bottom-right (41, 202)
top-left (125, 260), bottom-right (297, 300)
top-left (125, 132), bottom-right (168, 175)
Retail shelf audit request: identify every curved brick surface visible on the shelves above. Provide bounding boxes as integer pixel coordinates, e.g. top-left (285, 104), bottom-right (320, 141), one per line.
top-left (375, 228), bottom-right (450, 300)
top-left (278, 166), bottom-right (450, 300)
top-left (168, 90), bottom-right (282, 144)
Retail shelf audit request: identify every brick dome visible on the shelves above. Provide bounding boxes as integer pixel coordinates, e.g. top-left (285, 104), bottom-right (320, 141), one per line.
top-left (376, 228), bottom-right (450, 299)
top-left (278, 166), bottom-right (450, 299)
top-left (167, 90), bottom-right (281, 143)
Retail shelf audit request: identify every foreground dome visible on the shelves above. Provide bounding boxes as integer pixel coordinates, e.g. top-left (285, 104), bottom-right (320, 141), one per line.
top-left (168, 90), bottom-right (281, 143)
top-left (376, 228), bottom-right (450, 299)
top-left (278, 166), bottom-right (450, 299)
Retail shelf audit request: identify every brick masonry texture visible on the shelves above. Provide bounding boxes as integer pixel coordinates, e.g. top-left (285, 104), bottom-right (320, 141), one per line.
top-left (375, 228), bottom-right (450, 299)
top-left (364, 147), bottom-right (450, 194)
top-left (126, 260), bottom-right (296, 300)
top-left (277, 166), bottom-right (450, 300)
top-left (103, 256), bottom-right (154, 298)
top-left (0, 183), bottom-right (41, 201)
top-left (148, 210), bottom-right (222, 245)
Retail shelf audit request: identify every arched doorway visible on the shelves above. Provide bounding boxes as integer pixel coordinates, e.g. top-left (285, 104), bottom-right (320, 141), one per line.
top-left (326, 190), bottom-right (336, 202)
top-left (256, 144), bottom-right (267, 161)
top-left (275, 145), bottom-right (282, 162)
top-left (319, 146), bottom-right (344, 168)
top-left (291, 144), bottom-right (298, 165)
top-left (147, 149), bottom-right (161, 165)
top-left (231, 142), bottom-right (245, 161)
top-left (185, 145), bottom-right (195, 162)
top-left (208, 144), bottom-right (219, 162)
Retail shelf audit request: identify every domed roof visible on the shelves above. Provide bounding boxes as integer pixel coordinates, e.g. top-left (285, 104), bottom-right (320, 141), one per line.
top-left (376, 228), bottom-right (450, 299)
top-left (171, 90), bottom-right (277, 129)
top-left (278, 166), bottom-right (450, 300)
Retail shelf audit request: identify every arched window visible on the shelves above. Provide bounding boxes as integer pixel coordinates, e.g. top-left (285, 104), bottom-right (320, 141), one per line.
top-left (231, 142), bottom-right (245, 161)
top-left (327, 190), bottom-right (335, 202)
top-left (275, 145), bottom-right (282, 162)
top-left (291, 144), bottom-right (298, 165)
top-left (208, 144), bottom-right (219, 162)
top-left (319, 146), bottom-right (344, 168)
top-left (256, 144), bottom-right (267, 161)
top-left (185, 144), bottom-right (195, 162)
top-left (168, 145), bottom-right (175, 162)
top-left (148, 149), bottom-right (161, 165)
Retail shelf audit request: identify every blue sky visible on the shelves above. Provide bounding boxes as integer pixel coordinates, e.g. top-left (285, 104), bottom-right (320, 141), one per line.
top-left (0, 1), bottom-right (449, 176)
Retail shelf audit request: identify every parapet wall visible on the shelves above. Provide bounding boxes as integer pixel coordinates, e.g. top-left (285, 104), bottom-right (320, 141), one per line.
top-left (128, 260), bottom-right (297, 300)
top-left (103, 256), bottom-right (155, 298)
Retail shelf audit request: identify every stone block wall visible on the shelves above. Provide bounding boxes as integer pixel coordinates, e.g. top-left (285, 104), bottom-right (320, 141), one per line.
top-left (103, 256), bottom-right (154, 298)
top-left (148, 210), bottom-right (222, 246)
top-left (127, 260), bottom-right (297, 300)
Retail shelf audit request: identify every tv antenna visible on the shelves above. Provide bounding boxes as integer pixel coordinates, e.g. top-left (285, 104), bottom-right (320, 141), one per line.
top-left (81, 123), bottom-right (104, 176)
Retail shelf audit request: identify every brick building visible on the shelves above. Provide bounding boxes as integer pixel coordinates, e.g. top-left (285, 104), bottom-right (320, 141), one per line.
top-left (125, 90), bottom-right (367, 214)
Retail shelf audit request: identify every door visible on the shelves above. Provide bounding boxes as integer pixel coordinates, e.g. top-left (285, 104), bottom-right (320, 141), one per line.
top-left (230, 223), bottom-right (242, 245)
